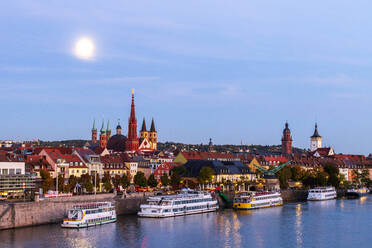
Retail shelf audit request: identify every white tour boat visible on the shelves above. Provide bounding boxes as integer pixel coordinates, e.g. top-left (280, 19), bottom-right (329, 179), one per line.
top-left (138, 190), bottom-right (218, 218)
top-left (307, 186), bottom-right (337, 201)
top-left (233, 191), bottom-right (283, 210)
top-left (61, 202), bottom-right (116, 228)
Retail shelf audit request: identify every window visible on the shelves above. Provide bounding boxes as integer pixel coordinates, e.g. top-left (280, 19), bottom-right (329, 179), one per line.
top-left (16, 169), bottom-right (21, 175)
top-left (82, 170), bottom-right (86, 174)
top-left (2, 169), bottom-right (8, 175)
top-left (77, 170), bottom-right (80, 173)
top-left (9, 169), bottom-right (15, 175)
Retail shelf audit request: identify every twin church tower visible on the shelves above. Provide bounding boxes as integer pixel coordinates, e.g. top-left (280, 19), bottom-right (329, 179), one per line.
top-left (91, 90), bottom-right (157, 153)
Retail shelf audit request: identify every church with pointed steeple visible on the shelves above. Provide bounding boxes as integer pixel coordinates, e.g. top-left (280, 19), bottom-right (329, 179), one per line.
top-left (310, 123), bottom-right (322, 152)
top-left (90, 89), bottom-right (157, 153)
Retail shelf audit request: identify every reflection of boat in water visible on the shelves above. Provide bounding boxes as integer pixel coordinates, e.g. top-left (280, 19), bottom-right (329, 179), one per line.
top-left (346, 188), bottom-right (369, 199)
top-left (233, 191), bottom-right (283, 210)
top-left (307, 187), bottom-right (336, 201)
top-left (61, 202), bottom-right (116, 228)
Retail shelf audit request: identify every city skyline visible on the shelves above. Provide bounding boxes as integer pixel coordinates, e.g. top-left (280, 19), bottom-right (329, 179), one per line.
top-left (1, 1), bottom-right (372, 154)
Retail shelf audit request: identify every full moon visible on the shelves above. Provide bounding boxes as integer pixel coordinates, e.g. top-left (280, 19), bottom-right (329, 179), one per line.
top-left (74, 37), bottom-right (95, 60)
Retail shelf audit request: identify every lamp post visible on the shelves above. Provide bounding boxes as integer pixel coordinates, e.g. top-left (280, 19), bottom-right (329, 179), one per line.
top-left (55, 163), bottom-right (59, 195)
top-left (94, 163), bottom-right (97, 196)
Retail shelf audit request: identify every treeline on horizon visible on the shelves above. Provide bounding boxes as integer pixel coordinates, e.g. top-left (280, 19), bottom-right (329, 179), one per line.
top-left (38, 140), bottom-right (306, 154)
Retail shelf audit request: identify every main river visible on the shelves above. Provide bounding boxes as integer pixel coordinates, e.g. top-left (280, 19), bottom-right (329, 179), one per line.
top-left (1, 196), bottom-right (371, 248)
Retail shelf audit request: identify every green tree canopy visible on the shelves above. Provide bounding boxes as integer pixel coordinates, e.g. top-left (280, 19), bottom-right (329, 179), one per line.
top-left (147, 174), bottom-right (158, 188)
top-left (323, 163), bottom-right (339, 176)
top-left (121, 173), bottom-right (130, 188)
top-left (68, 175), bottom-right (78, 193)
top-left (197, 167), bottom-right (214, 184)
top-left (276, 166), bottom-right (292, 189)
top-left (291, 166), bottom-right (306, 181)
top-left (40, 169), bottom-right (53, 193)
top-left (134, 172), bottom-right (147, 187)
top-left (112, 175), bottom-right (122, 188)
top-left (160, 174), bottom-right (170, 186)
top-left (57, 174), bottom-right (65, 193)
top-left (102, 172), bottom-right (112, 192)
top-left (171, 166), bottom-right (188, 177)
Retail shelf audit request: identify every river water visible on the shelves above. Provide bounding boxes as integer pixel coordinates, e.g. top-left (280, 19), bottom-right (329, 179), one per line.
top-left (1, 196), bottom-right (371, 248)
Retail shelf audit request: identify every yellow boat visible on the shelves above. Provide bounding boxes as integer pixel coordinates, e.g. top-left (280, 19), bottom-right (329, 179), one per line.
top-left (233, 191), bottom-right (283, 210)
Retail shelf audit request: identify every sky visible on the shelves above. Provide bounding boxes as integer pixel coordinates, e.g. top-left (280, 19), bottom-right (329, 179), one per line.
top-left (0, 1), bottom-right (372, 155)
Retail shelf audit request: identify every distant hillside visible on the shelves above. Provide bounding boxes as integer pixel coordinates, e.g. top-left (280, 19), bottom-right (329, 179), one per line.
top-left (38, 140), bottom-right (306, 155)
top-left (39, 140), bottom-right (89, 147)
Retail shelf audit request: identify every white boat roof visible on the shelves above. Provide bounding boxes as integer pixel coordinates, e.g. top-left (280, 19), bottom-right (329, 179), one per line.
top-left (148, 192), bottom-right (211, 201)
top-left (72, 202), bottom-right (113, 210)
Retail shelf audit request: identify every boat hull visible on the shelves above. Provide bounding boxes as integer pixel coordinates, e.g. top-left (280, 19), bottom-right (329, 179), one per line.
top-left (138, 208), bottom-right (218, 218)
top-left (61, 218), bottom-right (116, 228)
top-left (233, 202), bottom-right (283, 210)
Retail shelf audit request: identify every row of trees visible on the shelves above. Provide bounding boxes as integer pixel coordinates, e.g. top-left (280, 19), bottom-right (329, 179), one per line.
top-left (40, 165), bottom-right (195, 193)
top-left (275, 163), bottom-right (372, 189)
top-left (132, 166), bottom-right (190, 189)
top-left (40, 170), bottom-right (99, 193)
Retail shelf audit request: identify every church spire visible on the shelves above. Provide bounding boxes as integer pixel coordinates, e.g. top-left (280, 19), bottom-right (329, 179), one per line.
top-left (129, 89), bottom-right (136, 122)
top-left (100, 118), bottom-right (106, 134)
top-left (92, 119), bottom-right (97, 131)
top-left (150, 118), bottom-right (156, 132)
top-left (126, 89), bottom-right (139, 152)
top-left (107, 119), bottom-right (111, 131)
top-left (311, 123), bottom-right (321, 138)
top-left (141, 118), bottom-right (147, 132)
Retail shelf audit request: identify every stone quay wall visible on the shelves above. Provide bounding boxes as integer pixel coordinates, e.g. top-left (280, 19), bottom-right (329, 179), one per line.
top-left (0, 193), bottom-right (152, 230)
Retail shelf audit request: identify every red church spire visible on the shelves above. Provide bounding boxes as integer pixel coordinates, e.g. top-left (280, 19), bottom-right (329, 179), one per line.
top-left (126, 89), bottom-right (139, 152)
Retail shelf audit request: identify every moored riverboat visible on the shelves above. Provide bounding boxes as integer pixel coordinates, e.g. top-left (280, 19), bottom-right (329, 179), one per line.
top-left (138, 189), bottom-right (218, 218)
top-left (233, 191), bottom-right (283, 210)
top-left (346, 188), bottom-right (369, 199)
top-left (307, 186), bottom-right (337, 201)
top-left (61, 202), bottom-right (116, 228)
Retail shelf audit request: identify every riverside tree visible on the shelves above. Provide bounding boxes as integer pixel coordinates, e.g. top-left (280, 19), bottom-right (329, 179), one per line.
top-left (197, 167), bottom-right (214, 184)
top-left (160, 174), bottom-right (170, 186)
top-left (102, 172), bottom-right (113, 192)
top-left (80, 173), bottom-right (94, 193)
top-left (57, 174), bottom-right (65, 193)
top-left (40, 169), bottom-right (53, 193)
top-left (147, 174), bottom-right (158, 188)
top-left (134, 172), bottom-right (147, 187)
top-left (68, 175), bottom-right (78, 193)
top-left (121, 173), bottom-right (130, 188)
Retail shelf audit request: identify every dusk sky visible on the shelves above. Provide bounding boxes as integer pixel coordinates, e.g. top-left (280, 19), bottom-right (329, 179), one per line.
top-left (1, 1), bottom-right (372, 154)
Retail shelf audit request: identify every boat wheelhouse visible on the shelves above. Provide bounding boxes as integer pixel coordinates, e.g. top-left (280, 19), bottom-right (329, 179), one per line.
top-left (138, 190), bottom-right (218, 218)
top-left (307, 187), bottom-right (337, 201)
top-left (61, 202), bottom-right (116, 228)
top-left (233, 191), bottom-right (283, 210)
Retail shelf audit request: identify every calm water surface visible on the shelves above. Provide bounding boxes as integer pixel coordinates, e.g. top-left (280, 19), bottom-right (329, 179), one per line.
top-left (1, 197), bottom-right (371, 248)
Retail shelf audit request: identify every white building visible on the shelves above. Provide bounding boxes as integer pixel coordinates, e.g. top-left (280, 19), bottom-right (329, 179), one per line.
top-left (310, 123), bottom-right (322, 152)
top-left (0, 156), bottom-right (25, 175)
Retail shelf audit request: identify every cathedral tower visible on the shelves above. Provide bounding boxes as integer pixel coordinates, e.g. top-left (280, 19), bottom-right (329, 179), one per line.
top-left (310, 123), bottom-right (322, 152)
top-left (281, 122), bottom-right (292, 156)
top-left (91, 119), bottom-right (97, 144)
top-left (149, 118), bottom-right (157, 150)
top-left (99, 119), bottom-right (107, 149)
top-left (125, 89), bottom-right (139, 152)
top-left (116, 119), bottom-right (122, 135)
top-left (208, 138), bottom-right (213, 152)
top-left (106, 120), bottom-right (111, 141)
top-left (140, 118), bottom-right (149, 139)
